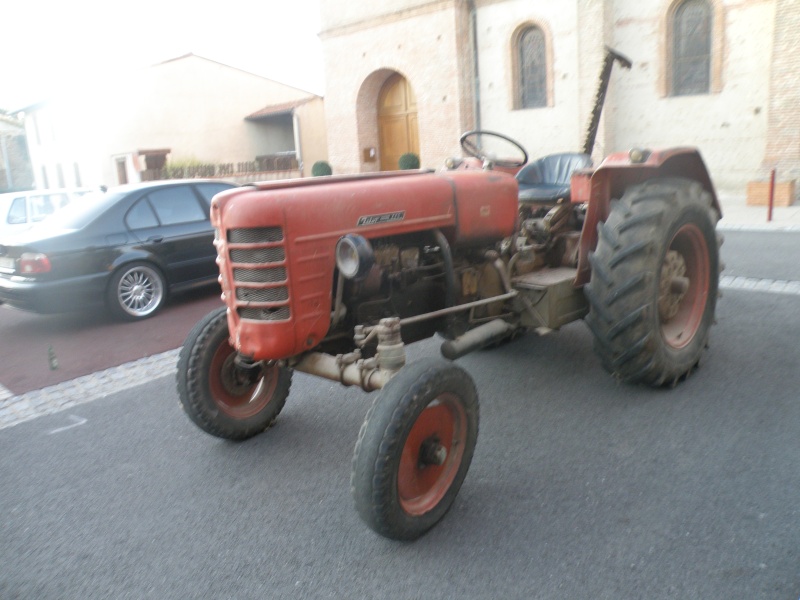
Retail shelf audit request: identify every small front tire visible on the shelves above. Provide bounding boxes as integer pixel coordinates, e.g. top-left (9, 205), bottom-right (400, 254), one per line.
top-left (176, 307), bottom-right (292, 440)
top-left (351, 360), bottom-right (479, 540)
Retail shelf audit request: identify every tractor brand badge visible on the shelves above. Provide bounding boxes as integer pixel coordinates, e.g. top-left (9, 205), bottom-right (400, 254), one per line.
top-left (357, 211), bottom-right (406, 227)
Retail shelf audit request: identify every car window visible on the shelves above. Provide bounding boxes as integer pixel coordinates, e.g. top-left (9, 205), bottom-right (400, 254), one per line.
top-left (195, 183), bottom-right (233, 207)
top-left (6, 197), bottom-right (27, 224)
top-left (30, 194), bottom-right (65, 221)
top-left (147, 186), bottom-right (207, 225)
top-left (126, 198), bottom-right (159, 230)
top-left (38, 190), bottom-right (117, 230)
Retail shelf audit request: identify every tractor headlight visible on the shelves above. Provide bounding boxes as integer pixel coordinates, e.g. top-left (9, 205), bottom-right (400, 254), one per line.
top-left (629, 147), bottom-right (651, 163)
top-left (335, 234), bottom-right (375, 280)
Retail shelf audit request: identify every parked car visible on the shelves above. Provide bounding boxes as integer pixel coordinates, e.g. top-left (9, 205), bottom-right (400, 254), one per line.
top-left (0, 188), bottom-right (96, 236)
top-left (0, 179), bottom-right (236, 321)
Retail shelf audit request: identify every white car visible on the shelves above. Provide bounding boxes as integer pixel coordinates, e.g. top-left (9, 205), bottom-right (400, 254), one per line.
top-left (0, 188), bottom-right (95, 236)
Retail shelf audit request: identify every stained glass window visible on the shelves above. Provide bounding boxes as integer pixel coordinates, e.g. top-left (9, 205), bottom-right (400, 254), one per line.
top-left (672, 0), bottom-right (712, 95)
top-left (519, 26), bottom-right (547, 108)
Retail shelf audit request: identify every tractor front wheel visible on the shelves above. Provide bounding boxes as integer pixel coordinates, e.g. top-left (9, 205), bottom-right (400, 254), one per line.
top-left (176, 307), bottom-right (292, 440)
top-left (584, 177), bottom-right (720, 386)
top-left (351, 360), bottom-right (479, 540)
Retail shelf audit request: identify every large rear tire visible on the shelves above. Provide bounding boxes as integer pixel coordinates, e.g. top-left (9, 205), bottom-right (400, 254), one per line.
top-left (351, 360), bottom-right (479, 540)
top-left (176, 307), bottom-right (292, 440)
top-left (584, 177), bottom-right (720, 386)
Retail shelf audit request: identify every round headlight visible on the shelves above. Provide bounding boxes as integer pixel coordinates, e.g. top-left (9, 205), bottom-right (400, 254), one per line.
top-left (629, 147), bottom-right (651, 163)
top-left (335, 234), bottom-right (375, 280)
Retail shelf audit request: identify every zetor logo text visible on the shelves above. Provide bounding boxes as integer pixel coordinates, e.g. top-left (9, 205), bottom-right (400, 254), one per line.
top-left (357, 211), bottom-right (406, 227)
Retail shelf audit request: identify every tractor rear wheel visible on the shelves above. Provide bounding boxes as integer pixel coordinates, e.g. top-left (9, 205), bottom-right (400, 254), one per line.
top-left (177, 307), bottom-right (292, 440)
top-left (584, 177), bottom-right (720, 386)
top-left (351, 360), bottom-right (479, 540)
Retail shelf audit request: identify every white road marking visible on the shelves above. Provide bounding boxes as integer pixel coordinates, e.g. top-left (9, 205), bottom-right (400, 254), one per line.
top-left (719, 276), bottom-right (800, 296)
top-left (47, 414), bottom-right (87, 435)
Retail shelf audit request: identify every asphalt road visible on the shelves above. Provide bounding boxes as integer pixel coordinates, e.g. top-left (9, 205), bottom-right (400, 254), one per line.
top-left (1, 231), bottom-right (799, 599)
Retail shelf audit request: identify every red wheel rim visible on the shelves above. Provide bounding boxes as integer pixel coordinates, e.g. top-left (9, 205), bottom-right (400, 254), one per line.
top-left (397, 393), bottom-right (467, 516)
top-left (659, 223), bottom-right (710, 349)
top-left (208, 341), bottom-right (279, 419)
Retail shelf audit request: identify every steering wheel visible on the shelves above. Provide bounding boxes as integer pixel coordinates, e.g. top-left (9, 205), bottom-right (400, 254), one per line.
top-left (459, 130), bottom-right (528, 168)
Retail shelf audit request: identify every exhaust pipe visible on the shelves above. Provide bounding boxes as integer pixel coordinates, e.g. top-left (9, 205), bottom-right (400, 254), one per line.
top-left (440, 319), bottom-right (518, 360)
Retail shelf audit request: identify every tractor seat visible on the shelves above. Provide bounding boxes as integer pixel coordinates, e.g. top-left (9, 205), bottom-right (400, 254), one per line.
top-left (516, 152), bottom-right (592, 203)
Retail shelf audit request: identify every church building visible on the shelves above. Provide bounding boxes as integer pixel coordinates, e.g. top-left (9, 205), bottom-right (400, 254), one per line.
top-left (320, 0), bottom-right (799, 197)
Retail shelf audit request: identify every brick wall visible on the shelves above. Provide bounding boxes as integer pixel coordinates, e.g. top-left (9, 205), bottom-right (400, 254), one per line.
top-left (762, 0), bottom-right (800, 196)
top-left (320, 0), bottom-right (795, 194)
top-left (321, 1), bottom-right (473, 174)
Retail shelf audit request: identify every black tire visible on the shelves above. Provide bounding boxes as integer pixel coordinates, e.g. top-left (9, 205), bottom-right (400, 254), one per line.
top-left (584, 177), bottom-right (720, 386)
top-left (106, 261), bottom-right (167, 321)
top-left (351, 360), bottom-right (479, 540)
top-left (176, 307), bottom-right (292, 440)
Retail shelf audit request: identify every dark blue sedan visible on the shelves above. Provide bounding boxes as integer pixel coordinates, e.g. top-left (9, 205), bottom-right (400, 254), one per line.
top-left (0, 179), bottom-right (235, 321)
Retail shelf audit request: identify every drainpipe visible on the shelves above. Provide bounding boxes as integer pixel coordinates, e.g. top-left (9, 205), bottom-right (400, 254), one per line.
top-left (292, 110), bottom-right (303, 177)
top-left (469, 0), bottom-right (481, 131)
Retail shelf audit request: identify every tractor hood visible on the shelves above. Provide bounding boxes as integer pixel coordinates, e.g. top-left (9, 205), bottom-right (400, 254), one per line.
top-left (209, 167), bottom-right (519, 360)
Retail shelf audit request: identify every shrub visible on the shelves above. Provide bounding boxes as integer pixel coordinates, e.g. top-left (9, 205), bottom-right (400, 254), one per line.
top-left (312, 161), bottom-right (333, 176)
top-left (398, 153), bottom-right (420, 170)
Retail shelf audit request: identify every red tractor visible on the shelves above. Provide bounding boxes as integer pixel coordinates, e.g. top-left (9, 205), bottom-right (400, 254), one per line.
top-left (176, 50), bottom-right (721, 541)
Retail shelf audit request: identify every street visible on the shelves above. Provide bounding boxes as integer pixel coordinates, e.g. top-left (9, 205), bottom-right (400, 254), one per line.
top-left (0, 230), bottom-right (799, 599)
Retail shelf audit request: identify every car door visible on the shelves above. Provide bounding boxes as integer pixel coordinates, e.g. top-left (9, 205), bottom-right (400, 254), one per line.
top-left (126, 184), bottom-right (217, 285)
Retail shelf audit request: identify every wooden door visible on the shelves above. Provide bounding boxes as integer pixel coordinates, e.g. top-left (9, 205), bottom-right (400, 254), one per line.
top-left (378, 74), bottom-right (419, 171)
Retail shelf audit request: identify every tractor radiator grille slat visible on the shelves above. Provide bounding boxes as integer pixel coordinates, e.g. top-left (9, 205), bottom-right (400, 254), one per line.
top-left (236, 287), bottom-right (289, 303)
top-left (228, 227), bottom-right (283, 244)
top-left (233, 267), bottom-right (287, 283)
top-left (230, 247), bottom-right (285, 264)
top-left (238, 306), bottom-right (291, 321)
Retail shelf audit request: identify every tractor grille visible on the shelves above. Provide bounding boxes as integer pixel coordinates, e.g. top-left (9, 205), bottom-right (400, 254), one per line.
top-left (238, 306), bottom-right (291, 321)
top-left (226, 226), bottom-right (290, 322)
top-left (233, 267), bottom-right (286, 283)
top-left (230, 247), bottom-right (285, 263)
top-left (236, 287), bottom-right (288, 302)
top-left (228, 227), bottom-right (283, 244)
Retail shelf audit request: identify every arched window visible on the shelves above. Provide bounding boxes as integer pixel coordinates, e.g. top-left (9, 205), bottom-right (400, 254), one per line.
top-left (517, 25), bottom-right (547, 108)
top-left (671, 0), bottom-right (712, 95)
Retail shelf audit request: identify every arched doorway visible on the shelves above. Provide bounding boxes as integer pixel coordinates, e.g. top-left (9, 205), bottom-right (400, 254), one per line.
top-left (378, 73), bottom-right (419, 171)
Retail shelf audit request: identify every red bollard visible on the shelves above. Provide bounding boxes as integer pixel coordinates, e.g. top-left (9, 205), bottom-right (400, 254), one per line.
top-left (767, 168), bottom-right (776, 222)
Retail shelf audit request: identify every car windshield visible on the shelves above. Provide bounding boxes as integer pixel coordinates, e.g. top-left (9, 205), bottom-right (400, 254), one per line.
top-left (38, 190), bottom-right (121, 230)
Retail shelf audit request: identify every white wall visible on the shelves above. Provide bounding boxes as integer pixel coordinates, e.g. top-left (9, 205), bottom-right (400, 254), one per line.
top-left (23, 55), bottom-right (322, 188)
top-left (611, 0), bottom-right (775, 191)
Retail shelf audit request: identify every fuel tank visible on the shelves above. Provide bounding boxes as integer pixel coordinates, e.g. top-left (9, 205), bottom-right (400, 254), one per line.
top-left (210, 168), bottom-right (518, 360)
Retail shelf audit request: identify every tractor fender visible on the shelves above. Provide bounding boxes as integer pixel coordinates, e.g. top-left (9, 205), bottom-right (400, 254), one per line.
top-left (575, 147), bottom-right (721, 285)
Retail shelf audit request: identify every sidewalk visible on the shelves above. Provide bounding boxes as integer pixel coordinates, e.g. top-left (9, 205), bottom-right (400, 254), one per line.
top-left (2, 192), bottom-right (799, 431)
top-left (717, 193), bottom-right (800, 231)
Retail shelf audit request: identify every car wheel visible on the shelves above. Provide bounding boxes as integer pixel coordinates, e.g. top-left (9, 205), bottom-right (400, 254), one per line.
top-left (107, 262), bottom-right (167, 321)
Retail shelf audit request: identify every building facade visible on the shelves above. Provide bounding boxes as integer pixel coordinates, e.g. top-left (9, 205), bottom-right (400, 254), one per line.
top-left (0, 115), bottom-right (34, 192)
top-left (19, 55), bottom-right (329, 188)
top-left (320, 0), bottom-right (799, 197)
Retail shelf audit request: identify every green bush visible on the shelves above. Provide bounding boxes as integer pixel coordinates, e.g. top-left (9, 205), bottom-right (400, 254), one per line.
top-left (398, 153), bottom-right (420, 170)
top-left (312, 161), bottom-right (333, 176)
